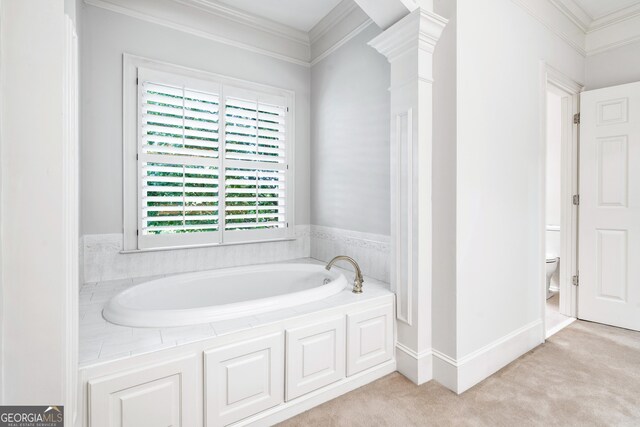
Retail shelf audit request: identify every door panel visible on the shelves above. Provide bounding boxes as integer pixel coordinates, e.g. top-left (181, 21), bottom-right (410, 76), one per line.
top-left (579, 81), bottom-right (640, 331)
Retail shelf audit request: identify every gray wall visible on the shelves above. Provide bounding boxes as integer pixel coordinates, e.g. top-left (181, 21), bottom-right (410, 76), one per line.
top-left (585, 40), bottom-right (640, 90)
top-left (310, 24), bottom-right (391, 236)
top-left (80, 4), bottom-right (310, 235)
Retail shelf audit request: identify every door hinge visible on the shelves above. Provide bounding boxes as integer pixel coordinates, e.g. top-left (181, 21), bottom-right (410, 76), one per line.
top-left (572, 275), bottom-right (579, 286)
top-left (136, 229), bottom-right (139, 236)
top-left (572, 194), bottom-right (580, 206)
top-left (136, 77), bottom-right (139, 85)
top-left (573, 113), bottom-right (580, 124)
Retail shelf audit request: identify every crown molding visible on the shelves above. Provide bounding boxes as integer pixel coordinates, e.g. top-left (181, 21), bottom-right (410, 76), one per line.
top-left (547, 0), bottom-right (590, 32)
top-left (176, 0), bottom-right (309, 45)
top-left (552, 0), bottom-right (640, 33)
top-left (309, 0), bottom-right (375, 66)
top-left (369, 8), bottom-right (447, 62)
top-left (310, 19), bottom-right (373, 66)
top-left (588, 2), bottom-right (640, 32)
top-left (544, 0), bottom-right (640, 56)
top-left (511, 0), bottom-right (587, 57)
top-left (309, 0), bottom-right (359, 44)
top-left (84, 0), bottom-right (312, 67)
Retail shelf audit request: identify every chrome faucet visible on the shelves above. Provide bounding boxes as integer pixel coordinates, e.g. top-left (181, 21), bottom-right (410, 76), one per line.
top-left (325, 255), bottom-right (364, 294)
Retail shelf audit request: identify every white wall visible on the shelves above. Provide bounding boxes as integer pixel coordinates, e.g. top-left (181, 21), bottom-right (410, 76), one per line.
top-left (585, 40), bottom-right (640, 90)
top-left (80, 4), bottom-right (311, 235)
top-left (431, 0), bottom-right (457, 360)
top-left (0, 0), bottom-right (69, 403)
top-left (546, 90), bottom-right (562, 227)
top-left (310, 24), bottom-right (390, 236)
top-left (456, 0), bottom-right (584, 360)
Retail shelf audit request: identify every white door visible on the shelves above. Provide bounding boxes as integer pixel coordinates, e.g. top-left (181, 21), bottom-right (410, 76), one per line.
top-left (579, 81), bottom-right (640, 331)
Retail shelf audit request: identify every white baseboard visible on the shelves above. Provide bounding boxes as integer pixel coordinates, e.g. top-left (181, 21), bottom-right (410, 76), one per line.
top-left (236, 360), bottom-right (397, 426)
top-left (310, 225), bottom-right (390, 283)
top-left (395, 343), bottom-right (433, 385)
top-left (545, 317), bottom-right (575, 338)
top-left (432, 349), bottom-right (458, 391)
top-left (432, 319), bottom-right (544, 394)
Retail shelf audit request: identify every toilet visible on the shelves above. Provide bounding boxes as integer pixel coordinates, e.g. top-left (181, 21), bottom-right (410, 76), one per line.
top-left (545, 256), bottom-right (559, 299)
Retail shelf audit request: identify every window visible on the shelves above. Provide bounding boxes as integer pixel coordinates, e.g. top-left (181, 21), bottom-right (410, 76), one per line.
top-left (124, 59), bottom-right (294, 250)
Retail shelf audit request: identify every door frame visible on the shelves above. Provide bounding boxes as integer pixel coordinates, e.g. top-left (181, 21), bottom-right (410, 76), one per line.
top-left (539, 62), bottom-right (583, 336)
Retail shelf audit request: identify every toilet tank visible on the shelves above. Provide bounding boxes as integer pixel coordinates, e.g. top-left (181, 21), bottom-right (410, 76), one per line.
top-left (546, 226), bottom-right (561, 258)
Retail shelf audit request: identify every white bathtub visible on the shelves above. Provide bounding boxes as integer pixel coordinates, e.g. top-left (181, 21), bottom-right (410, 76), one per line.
top-left (103, 263), bottom-right (348, 327)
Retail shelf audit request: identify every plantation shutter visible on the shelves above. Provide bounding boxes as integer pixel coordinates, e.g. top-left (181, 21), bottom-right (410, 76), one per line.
top-left (138, 68), bottom-right (222, 248)
top-left (223, 89), bottom-right (289, 242)
top-left (134, 67), bottom-right (292, 249)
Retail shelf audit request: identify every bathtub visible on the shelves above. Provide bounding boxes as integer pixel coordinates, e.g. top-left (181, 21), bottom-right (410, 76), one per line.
top-left (103, 263), bottom-right (348, 327)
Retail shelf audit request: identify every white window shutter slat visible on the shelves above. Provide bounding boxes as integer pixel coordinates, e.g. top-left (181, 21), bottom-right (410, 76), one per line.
top-left (136, 68), bottom-right (291, 249)
top-left (139, 79), bottom-right (220, 238)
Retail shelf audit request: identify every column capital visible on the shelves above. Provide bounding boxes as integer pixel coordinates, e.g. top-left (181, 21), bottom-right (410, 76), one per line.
top-left (368, 8), bottom-right (447, 62)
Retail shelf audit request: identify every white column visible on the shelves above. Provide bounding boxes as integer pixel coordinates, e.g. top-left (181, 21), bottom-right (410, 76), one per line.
top-left (369, 8), bottom-right (447, 384)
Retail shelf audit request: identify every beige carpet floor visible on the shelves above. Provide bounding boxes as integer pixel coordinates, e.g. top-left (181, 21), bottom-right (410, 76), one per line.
top-left (280, 321), bottom-right (640, 426)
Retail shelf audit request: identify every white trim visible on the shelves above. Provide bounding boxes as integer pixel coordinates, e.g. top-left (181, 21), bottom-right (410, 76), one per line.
top-left (310, 19), bottom-right (374, 66)
top-left (512, 0), bottom-right (587, 57)
top-left (432, 320), bottom-right (544, 394)
top-left (309, 0), bottom-right (359, 44)
top-left (120, 237), bottom-right (298, 254)
top-left (395, 343), bottom-right (433, 385)
top-left (545, 316), bottom-right (576, 338)
top-left (528, 0), bottom-right (640, 56)
top-left (456, 320), bottom-right (543, 393)
top-left (63, 14), bottom-right (80, 425)
top-left (540, 62), bottom-right (582, 326)
top-left (589, 3), bottom-right (640, 32)
top-left (84, 0), bottom-right (311, 67)
top-left (123, 54), bottom-right (295, 251)
top-left (586, 33), bottom-right (640, 56)
top-left (548, 0), bottom-right (591, 32)
top-left (176, 0), bottom-right (309, 45)
top-left (552, 0), bottom-right (640, 33)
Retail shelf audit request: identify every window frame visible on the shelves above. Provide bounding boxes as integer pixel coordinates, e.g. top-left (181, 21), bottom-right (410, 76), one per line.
top-left (123, 54), bottom-right (295, 251)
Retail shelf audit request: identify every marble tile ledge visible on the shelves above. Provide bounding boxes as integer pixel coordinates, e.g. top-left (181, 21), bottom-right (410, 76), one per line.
top-left (79, 258), bottom-right (391, 367)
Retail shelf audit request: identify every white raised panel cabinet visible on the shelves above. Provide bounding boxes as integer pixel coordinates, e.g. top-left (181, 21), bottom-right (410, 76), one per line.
top-left (347, 304), bottom-right (394, 376)
top-left (88, 355), bottom-right (198, 427)
top-left (285, 317), bottom-right (346, 401)
top-left (205, 332), bottom-right (284, 426)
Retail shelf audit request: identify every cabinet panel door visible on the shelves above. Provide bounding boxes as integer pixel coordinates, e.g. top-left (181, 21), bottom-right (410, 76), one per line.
top-left (347, 304), bottom-right (393, 376)
top-left (286, 317), bottom-right (346, 401)
top-left (205, 332), bottom-right (284, 426)
top-left (88, 355), bottom-right (198, 427)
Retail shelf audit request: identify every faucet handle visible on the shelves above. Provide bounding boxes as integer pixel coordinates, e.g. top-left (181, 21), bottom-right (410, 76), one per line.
top-left (352, 277), bottom-right (364, 294)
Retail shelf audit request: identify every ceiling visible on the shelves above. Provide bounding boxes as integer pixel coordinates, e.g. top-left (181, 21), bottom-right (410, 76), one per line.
top-left (572, 0), bottom-right (640, 20)
top-left (214, 0), bottom-right (343, 32)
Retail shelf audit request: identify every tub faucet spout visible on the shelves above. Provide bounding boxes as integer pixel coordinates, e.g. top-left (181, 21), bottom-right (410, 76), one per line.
top-left (325, 255), bottom-right (364, 294)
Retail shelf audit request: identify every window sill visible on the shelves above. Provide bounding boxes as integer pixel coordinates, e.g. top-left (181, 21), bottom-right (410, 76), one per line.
top-left (120, 237), bottom-right (298, 254)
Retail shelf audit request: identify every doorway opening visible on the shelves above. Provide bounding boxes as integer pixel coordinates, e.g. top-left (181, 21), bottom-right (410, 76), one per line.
top-left (541, 64), bottom-right (582, 338)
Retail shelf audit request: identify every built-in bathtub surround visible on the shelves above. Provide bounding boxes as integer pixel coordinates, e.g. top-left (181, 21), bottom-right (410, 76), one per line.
top-left (82, 225), bottom-right (310, 283)
top-left (311, 225), bottom-right (390, 282)
top-left (79, 260), bottom-right (391, 365)
top-left (79, 259), bottom-right (394, 426)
